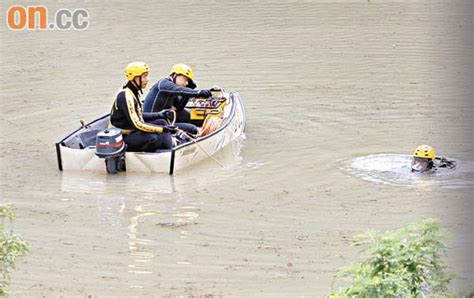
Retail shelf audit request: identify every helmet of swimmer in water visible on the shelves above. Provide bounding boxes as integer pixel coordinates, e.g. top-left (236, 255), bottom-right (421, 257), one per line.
top-left (411, 144), bottom-right (436, 172)
top-left (413, 144), bottom-right (436, 160)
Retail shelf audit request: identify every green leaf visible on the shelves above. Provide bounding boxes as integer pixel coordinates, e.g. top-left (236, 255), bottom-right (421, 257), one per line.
top-left (330, 218), bottom-right (454, 297)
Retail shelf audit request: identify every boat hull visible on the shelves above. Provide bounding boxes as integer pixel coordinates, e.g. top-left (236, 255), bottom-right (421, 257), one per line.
top-left (56, 92), bottom-right (245, 174)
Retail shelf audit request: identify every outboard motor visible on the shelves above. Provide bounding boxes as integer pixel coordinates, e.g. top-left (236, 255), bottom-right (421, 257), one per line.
top-left (95, 128), bottom-right (126, 174)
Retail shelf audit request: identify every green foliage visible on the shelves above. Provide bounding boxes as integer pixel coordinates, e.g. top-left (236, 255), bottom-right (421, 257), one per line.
top-left (0, 205), bottom-right (29, 295)
top-left (330, 219), bottom-right (455, 298)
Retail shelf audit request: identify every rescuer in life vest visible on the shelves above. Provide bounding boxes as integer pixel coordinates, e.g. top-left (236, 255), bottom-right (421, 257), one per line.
top-left (110, 62), bottom-right (178, 152)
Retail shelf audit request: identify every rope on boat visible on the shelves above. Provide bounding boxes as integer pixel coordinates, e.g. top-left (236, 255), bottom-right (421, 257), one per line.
top-left (177, 128), bottom-right (225, 168)
top-left (168, 110), bottom-right (176, 125)
top-left (198, 90), bottom-right (226, 137)
top-left (198, 115), bottom-right (223, 137)
top-left (171, 89), bottom-right (226, 168)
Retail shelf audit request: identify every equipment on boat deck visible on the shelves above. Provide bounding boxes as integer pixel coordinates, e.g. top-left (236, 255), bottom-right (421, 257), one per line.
top-left (188, 96), bottom-right (227, 126)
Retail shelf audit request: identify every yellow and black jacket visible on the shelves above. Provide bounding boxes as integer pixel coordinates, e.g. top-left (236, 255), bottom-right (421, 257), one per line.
top-left (110, 82), bottom-right (164, 134)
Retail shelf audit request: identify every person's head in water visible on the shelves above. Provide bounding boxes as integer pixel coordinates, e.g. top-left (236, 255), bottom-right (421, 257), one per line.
top-left (125, 62), bottom-right (150, 92)
top-left (411, 144), bottom-right (435, 173)
top-left (169, 63), bottom-right (197, 89)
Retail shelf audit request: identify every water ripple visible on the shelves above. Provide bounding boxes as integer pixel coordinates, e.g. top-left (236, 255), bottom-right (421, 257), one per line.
top-left (339, 153), bottom-right (474, 189)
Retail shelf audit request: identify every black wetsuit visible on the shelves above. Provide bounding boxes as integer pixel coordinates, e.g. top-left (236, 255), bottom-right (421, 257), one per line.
top-left (143, 76), bottom-right (206, 123)
top-left (412, 156), bottom-right (457, 173)
top-left (110, 81), bottom-right (172, 152)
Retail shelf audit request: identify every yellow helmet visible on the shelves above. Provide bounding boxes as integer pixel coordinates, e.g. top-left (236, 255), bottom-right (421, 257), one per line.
top-left (170, 63), bottom-right (196, 89)
top-left (413, 144), bottom-right (436, 160)
top-left (125, 62), bottom-right (150, 81)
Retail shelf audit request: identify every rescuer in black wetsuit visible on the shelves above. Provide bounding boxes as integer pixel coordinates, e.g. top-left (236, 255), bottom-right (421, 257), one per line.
top-left (411, 144), bottom-right (457, 173)
top-left (143, 63), bottom-right (213, 125)
top-left (110, 62), bottom-right (178, 152)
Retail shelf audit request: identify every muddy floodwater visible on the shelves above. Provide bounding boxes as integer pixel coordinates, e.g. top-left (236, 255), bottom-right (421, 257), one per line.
top-left (1, 1), bottom-right (473, 296)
